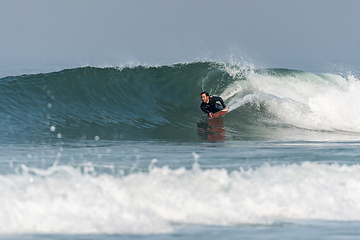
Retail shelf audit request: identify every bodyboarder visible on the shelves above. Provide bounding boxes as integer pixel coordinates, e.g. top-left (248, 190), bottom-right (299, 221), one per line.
top-left (200, 91), bottom-right (227, 118)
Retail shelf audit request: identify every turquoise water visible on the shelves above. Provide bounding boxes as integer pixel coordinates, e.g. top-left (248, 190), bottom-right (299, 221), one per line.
top-left (1, 62), bottom-right (360, 239)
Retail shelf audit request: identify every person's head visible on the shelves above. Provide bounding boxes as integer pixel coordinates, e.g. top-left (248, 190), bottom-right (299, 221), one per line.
top-left (201, 91), bottom-right (209, 103)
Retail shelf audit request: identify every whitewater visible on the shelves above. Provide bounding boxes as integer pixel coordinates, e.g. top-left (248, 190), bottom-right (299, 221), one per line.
top-left (2, 159), bottom-right (360, 234)
top-left (1, 61), bottom-right (360, 239)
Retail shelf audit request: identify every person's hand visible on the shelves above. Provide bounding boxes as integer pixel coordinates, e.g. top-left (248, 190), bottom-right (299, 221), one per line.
top-left (209, 112), bottom-right (213, 117)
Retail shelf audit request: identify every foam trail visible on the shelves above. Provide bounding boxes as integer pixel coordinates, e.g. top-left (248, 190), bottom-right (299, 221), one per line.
top-left (227, 93), bottom-right (270, 112)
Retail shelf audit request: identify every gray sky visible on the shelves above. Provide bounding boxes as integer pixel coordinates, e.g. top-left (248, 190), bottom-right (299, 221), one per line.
top-left (1, 0), bottom-right (360, 76)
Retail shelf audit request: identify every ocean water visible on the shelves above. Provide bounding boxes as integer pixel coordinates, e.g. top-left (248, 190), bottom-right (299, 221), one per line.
top-left (1, 61), bottom-right (360, 239)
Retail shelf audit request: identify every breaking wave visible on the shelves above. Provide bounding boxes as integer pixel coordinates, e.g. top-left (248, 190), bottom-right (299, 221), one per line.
top-left (1, 61), bottom-right (360, 143)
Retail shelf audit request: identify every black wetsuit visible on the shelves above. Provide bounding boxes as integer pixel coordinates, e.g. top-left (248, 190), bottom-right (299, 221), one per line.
top-left (200, 96), bottom-right (226, 114)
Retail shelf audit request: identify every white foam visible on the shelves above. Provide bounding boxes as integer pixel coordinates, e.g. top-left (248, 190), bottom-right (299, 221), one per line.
top-left (1, 162), bottom-right (360, 234)
top-left (224, 69), bottom-right (360, 132)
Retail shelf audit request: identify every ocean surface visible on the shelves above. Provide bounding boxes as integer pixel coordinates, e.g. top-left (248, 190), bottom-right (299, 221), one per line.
top-left (1, 61), bottom-right (360, 239)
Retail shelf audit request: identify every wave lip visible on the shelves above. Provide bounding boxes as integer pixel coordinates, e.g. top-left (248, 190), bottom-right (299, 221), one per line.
top-left (1, 161), bottom-right (360, 234)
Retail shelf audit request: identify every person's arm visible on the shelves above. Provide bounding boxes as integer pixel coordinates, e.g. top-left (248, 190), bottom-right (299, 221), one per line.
top-left (212, 96), bottom-right (226, 108)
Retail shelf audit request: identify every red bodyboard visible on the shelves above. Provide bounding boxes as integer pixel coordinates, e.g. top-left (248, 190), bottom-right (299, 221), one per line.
top-left (209, 107), bottom-right (228, 119)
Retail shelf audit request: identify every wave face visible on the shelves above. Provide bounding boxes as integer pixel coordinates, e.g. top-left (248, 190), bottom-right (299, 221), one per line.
top-left (1, 62), bottom-right (360, 143)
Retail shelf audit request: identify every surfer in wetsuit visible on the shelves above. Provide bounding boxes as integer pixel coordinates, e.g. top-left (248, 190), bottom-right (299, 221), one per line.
top-left (200, 91), bottom-right (226, 117)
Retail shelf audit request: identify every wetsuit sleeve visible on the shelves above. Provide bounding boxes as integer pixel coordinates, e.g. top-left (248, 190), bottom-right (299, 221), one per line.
top-left (212, 96), bottom-right (226, 108)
